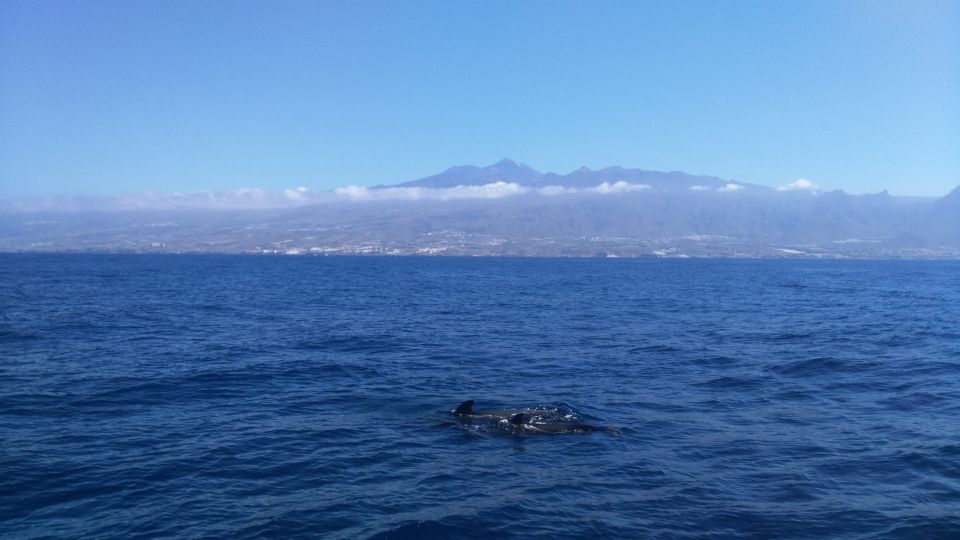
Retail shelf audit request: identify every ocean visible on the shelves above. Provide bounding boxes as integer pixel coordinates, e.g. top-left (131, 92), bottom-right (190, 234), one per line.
top-left (1, 254), bottom-right (958, 538)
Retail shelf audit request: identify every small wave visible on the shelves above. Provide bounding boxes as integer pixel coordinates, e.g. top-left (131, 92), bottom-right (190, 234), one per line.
top-left (771, 388), bottom-right (817, 401)
top-left (196, 303), bottom-right (236, 313)
top-left (296, 336), bottom-right (404, 354)
top-left (770, 356), bottom-right (874, 377)
top-left (692, 355), bottom-right (740, 367)
top-left (880, 392), bottom-right (950, 412)
top-left (0, 329), bottom-right (43, 343)
top-left (73, 370), bottom-right (270, 409)
top-left (696, 375), bottom-right (767, 390)
top-left (933, 444), bottom-right (960, 458)
top-left (628, 344), bottom-right (682, 354)
top-left (877, 516), bottom-right (960, 538)
top-left (367, 518), bottom-right (489, 540)
top-left (768, 331), bottom-right (817, 342)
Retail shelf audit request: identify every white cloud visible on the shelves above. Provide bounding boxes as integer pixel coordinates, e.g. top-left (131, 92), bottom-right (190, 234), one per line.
top-left (284, 187), bottom-right (310, 201)
top-left (690, 185), bottom-right (711, 191)
top-left (537, 181), bottom-right (650, 196)
top-left (588, 181), bottom-right (651, 194)
top-left (777, 178), bottom-right (818, 192)
top-left (332, 185), bottom-right (416, 201)
top-left (2, 188), bottom-right (312, 212)
top-left (718, 183), bottom-right (745, 192)
top-left (334, 181), bottom-right (651, 201)
top-left (333, 181), bottom-right (528, 202)
top-left (108, 188), bottom-right (277, 209)
top-left (442, 182), bottom-right (528, 199)
top-left (3, 181), bottom-right (656, 211)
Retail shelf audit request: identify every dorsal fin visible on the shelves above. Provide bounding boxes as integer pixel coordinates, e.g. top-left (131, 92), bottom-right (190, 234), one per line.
top-left (453, 400), bottom-right (474, 415)
top-left (509, 413), bottom-right (526, 425)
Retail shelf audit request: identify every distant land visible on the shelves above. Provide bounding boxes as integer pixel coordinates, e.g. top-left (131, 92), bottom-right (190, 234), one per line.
top-left (2, 159), bottom-right (958, 258)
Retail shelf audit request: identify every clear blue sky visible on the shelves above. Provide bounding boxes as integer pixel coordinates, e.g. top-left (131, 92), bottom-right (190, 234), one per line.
top-left (1, 0), bottom-right (958, 198)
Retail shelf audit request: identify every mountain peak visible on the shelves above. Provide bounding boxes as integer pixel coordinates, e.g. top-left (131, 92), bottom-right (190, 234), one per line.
top-left (489, 158), bottom-right (540, 175)
top-left (938, 185), bottom-right (960, 206)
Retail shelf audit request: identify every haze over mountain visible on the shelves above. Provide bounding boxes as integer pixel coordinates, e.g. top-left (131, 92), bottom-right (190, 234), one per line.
top-left (1, 160), bottom-right (958, 258)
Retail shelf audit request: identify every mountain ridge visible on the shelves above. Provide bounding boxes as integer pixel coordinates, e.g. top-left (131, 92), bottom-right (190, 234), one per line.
top-left (393, 158), bottom-right (743, 191)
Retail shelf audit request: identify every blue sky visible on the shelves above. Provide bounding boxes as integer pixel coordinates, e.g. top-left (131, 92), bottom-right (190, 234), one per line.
top-left (1, 0), bottom-right (957, 198)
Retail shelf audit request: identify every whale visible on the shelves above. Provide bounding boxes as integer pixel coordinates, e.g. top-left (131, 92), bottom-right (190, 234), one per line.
top-left (507, 412), bottom-right (620, 436)
top-left (451, 400), bottom-right (563, 421)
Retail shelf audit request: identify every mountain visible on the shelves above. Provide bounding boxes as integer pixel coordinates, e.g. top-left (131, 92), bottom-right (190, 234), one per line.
top-left (392, 159), bottom-right (739, 191)
top-left (395, 158), bottom-right (544, 188)
top-left (1, 161), bottom-right (957, 258)
top-left (923, 186), bottom-right (960, 245)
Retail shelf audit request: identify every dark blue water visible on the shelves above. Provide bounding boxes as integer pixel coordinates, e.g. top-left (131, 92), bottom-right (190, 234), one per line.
top-left (2, 255), bottom-right (959, 539)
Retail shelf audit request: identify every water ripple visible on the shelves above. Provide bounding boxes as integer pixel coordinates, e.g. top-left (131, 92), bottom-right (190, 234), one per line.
top-left (1, 255), bottom-right (959, 538)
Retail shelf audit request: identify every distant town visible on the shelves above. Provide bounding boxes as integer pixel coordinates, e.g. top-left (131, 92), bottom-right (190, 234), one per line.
top-left (6, 230), bottom-right (960, 260)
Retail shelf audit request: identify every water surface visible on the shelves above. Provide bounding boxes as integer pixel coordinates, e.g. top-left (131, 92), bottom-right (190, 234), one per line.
top-left (2, 255), bottom-right (959, 538)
